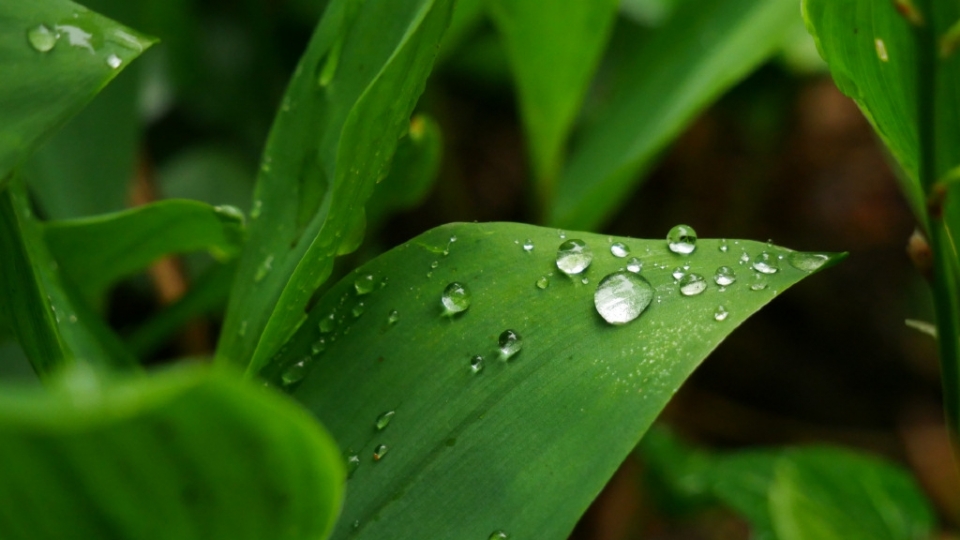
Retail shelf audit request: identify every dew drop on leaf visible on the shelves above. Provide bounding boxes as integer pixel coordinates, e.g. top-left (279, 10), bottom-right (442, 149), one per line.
top-left (667, 224), bottom-right (697, 254)
top-left (536, 276), bottom-right (550, 289)
top-left (387, 309), bottom-right (400, 325)
top-left (788, 251), bottom-right (830, 272)
top-left (375, 410), bottom-right (395, 431)
top-left (27, 24), bottom-right (58, 52)
top-left (556, 239), bottom-right (593, 275)
top-left (678, 273), bottom-right (707, 296)
top-left (610, 242), bottom-right (629, 258)
top-left (523, 239), bottom-right (534, 252)
top-left (441, 282), bottom-right (471, 314)
top-left (714, 305), bottom-right (729, 321)
top-left (470, 355), bottom-right (484, 373)
top-left (311, 338), bottom-right (326, 355)
top-left (346, 453), bottom-right (360, 478)
top-left (319, 313), bottom-right (336, 333)
top-left (281, 358), bottom-right (309, 386)
top-left (489, 531), bottom-right (509, 540)
top-left (352, 302), bottom-right (365, 318)
top-left (106, 53), bottom-right (121, 69)
top-left (751, 252), bottom-right (779, 274)
top-left (714, 266), bottom-right (736, 286)
top-left (254, 254), bottom-right (274, 282)
top-left (499, 330), bottom-right (523, 360)
top-left (373, 444), bottom-right (388, 461)
top-left (594, 271), bottom-right (654, 325)
top-left (671, 267), bottom-right (686, 280)
top-left (354, 274), bottom-right (375, 295)
top-left (719, 239), bottom-right (729, 253)
top-left (626, 257), bottom-right (642, 273)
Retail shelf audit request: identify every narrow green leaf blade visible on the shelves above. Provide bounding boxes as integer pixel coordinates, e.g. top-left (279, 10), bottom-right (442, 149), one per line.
top-left (0, 364), bottom-right (344, 540)
top-left (0, 0), bottom-right (155, 184)
top-left (0, 181), bottom-right (137, 377)
top-left (217, 0), bottom-right (454, 372)
top-left (45, 199), bottom-right (246, 301)
top-left (262, 222), bottom-right (841, 539)
top-left (552, 0), bottom-right (796, 230)
top-left (487, 0), bottom-right (618, 190)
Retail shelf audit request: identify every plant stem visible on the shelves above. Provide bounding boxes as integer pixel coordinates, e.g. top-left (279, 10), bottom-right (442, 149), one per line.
top-left (915, 0), bottom-right (960, 448)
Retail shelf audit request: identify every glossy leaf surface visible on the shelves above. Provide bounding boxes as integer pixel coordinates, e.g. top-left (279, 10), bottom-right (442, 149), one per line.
top-left (552, 0), bottom-right (797, 230)
top-left (261, 222), bottom-right (841, 539)
top-left (0, 364), bottom-right (344, 540)
top-left (218, 0), bottom-right (454, 372)
top-left (0, 0), bottom-right (154, 185)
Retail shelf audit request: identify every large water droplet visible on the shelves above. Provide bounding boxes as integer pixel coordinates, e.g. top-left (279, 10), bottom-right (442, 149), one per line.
top-left (354, 274), bottom-right (375, 295)
top-left (106, 53), bottom-right (121, 69)
top-left (714, 305), bottom-right (729, 321)
top-left (714, 266), bottom-right (736, 286)
top-left (667, 224), bottom-right (697, 254)
top-left (27, 24), bottom-right (58, 52)
top-left (254, 254), bottom-right (274, 282)
top-left (470, 355), bottom-right (484, 373)
top-left (626, 257), bottom-right (642, 273)
top-left (346, 453), bottom-right (360, 478)
top-left (788, 252), bottom-right (829, 272)
top-left (375, 410), bottom-right (395, 430)
top-left (678, 273), bottom-right (707, 296)
top-left (536, 276), bottom-right (550, 289)
top-left (751, 252), bottom-right (779, 274)
top-left (489, 531), bottom-right (509, 540)
top-left (387, 310), bottom-right (400, 325)
top-left (499, 330), bottom-right (523, 360)
top-left (441, 282), bottom-right (471, 314)
top-left (610, 242), bottom-right (630, 258)
top-left (281, 359), bottom-right (308, 386)
top-left (556, 239), bottom-right (593, 275)
top-left (594, 271), bottom-right (655, 325)
top-left (522, 239), bottom-right (534, 252)
top-left (373, 444), bottom-right (388, 461)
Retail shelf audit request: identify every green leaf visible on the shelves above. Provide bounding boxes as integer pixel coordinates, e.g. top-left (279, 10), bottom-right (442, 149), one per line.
top-left (639, 429), bottom-right (935, 540)
top-left (365, 114), bottom-right (443, 230)
top-left (217, 0), bottom-right (454, 372)
top-left (0, 363), bottom-right (344, 540)
top-left (259, 222), bottom-right (841, 539)
top-left (0, 180), bottom-right (137, 377)
top-left (801, 0), bottom-right (960, 223)
top-left (487, 0), bottom-right (619, 196)
top-left (551, 0), bottom-right (797, 230)
top-left (0, 0), bottom-right (155, 185)
top-left (44, 199), bottom-right (246, 302)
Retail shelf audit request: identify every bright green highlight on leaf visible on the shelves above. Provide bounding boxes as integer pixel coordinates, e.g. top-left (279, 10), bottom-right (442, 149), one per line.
top-left (0, 0), bottom-right (154, 185)
top-left (257, 222), bottom-right (841, 539)
top-left (45, 199), bottom-right (246, 302)
top-left (552, 0), bottom-right (797, 230)
top-left (217, 0), bottom-right (454, 373)
top-left (0, 363), bottom-right (344, 540)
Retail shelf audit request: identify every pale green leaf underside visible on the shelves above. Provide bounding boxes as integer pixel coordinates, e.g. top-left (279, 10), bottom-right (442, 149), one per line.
top-left (0, 0), bottom-right (154, 185)
top-left (0, 364), bottom-right (344, 540)
top-left (260, 222), bottom-right (841, 540)
top-left (552, 0), bottom-right (797, 230)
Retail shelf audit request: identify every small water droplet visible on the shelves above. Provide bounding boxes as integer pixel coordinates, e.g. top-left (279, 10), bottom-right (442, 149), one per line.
top-left (626, 257), bottom-right (642, 273)
top-left (671, 267), bottom-right (686, 280)
top-left (489, 531), bottom-right (509, 540)
top-left (523, 239), bottom-right (534, 252)
top-left (788, 252), bottom-right (830, 272)
top-left (714, 266), bottom-right (736, 286)
top-left (739, 252), bottom-right (750, 265)
top-left (714, 305), bottom-right (729, 321)
top-left (594, 271), bottom-right (655, 325)
top-left (751, 252), bottom-right (779, 274)
top-left (387, 310), bottom-right (400, 325)
top-left (450, 235), bottom-right (457, 243)
top-left (375, 410), bottom-right (395, 430)
top-left (27, 24), bottom-right (58, 52)
top-left (319, 313), bottom-right (336, 333)
top-left (470, 355), bottom-right (484, 373)
top-left (499, 330), bottom-right (523, 360)
top-left (251, 199), bottom-right (262, 218)
top-left (254, 254), bottom-right (274, 282)
top-left (678, 273), bottom-right (707, 296)
top-left (106, 53), bottom-right (121, 69)
top-left (581, 277), bottom-right (589, 285)
top-left (373, 444), bottom-right (388, 461)
top-left (352, 302), bottom-right (365, 318)
top-left (441, 282), bottom-right (471, 314)
top-left (610, 242), bottom-right (630, 258)
top-left (556, 239), bottom-right (593, 275)
top-left (750, 280), bottom-right (768, 291)
top-left (536, 276), bottom-right (550, 289)
top-left (875, 37), bottom-right (889, 62)
top-left (558, 230), bottom-right (566, 239)
top-left (281, 358), bottom-right (309, 386)
top-left (346, 453), bottom-right (360, 478)
top-left (667, 224), bottom-right (697, 254)
top-left (430, 260), bottom-right (439, 269)
top-left (311, 338), bottom-right (326, 355)
top-left (354, 274), bottom-right (375, 295)
top-left (719, 239), bottom-right (729, 253)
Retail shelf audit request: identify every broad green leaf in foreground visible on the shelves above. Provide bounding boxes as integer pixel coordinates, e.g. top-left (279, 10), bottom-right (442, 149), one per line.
top-left (640, 429), bottom-right (935, 540)
top-left (0, 364), bottom-right (344, 540)
top-left (260, 222), bottom-right (842, 539)
top-left (487, 0), bottom-right (618, 199)
top-left (802, 0), bottom-right (960, 223)
top-left (551, 0), bottom-right (797, 230)
top-left (0, 181), bottom-right (136, 377)
top-left (44, 199), bottom-right (246, 302)
top-left (0, 0), bottom-right (154, 184)
top-left (217, 0), bottom-right (454, 372)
